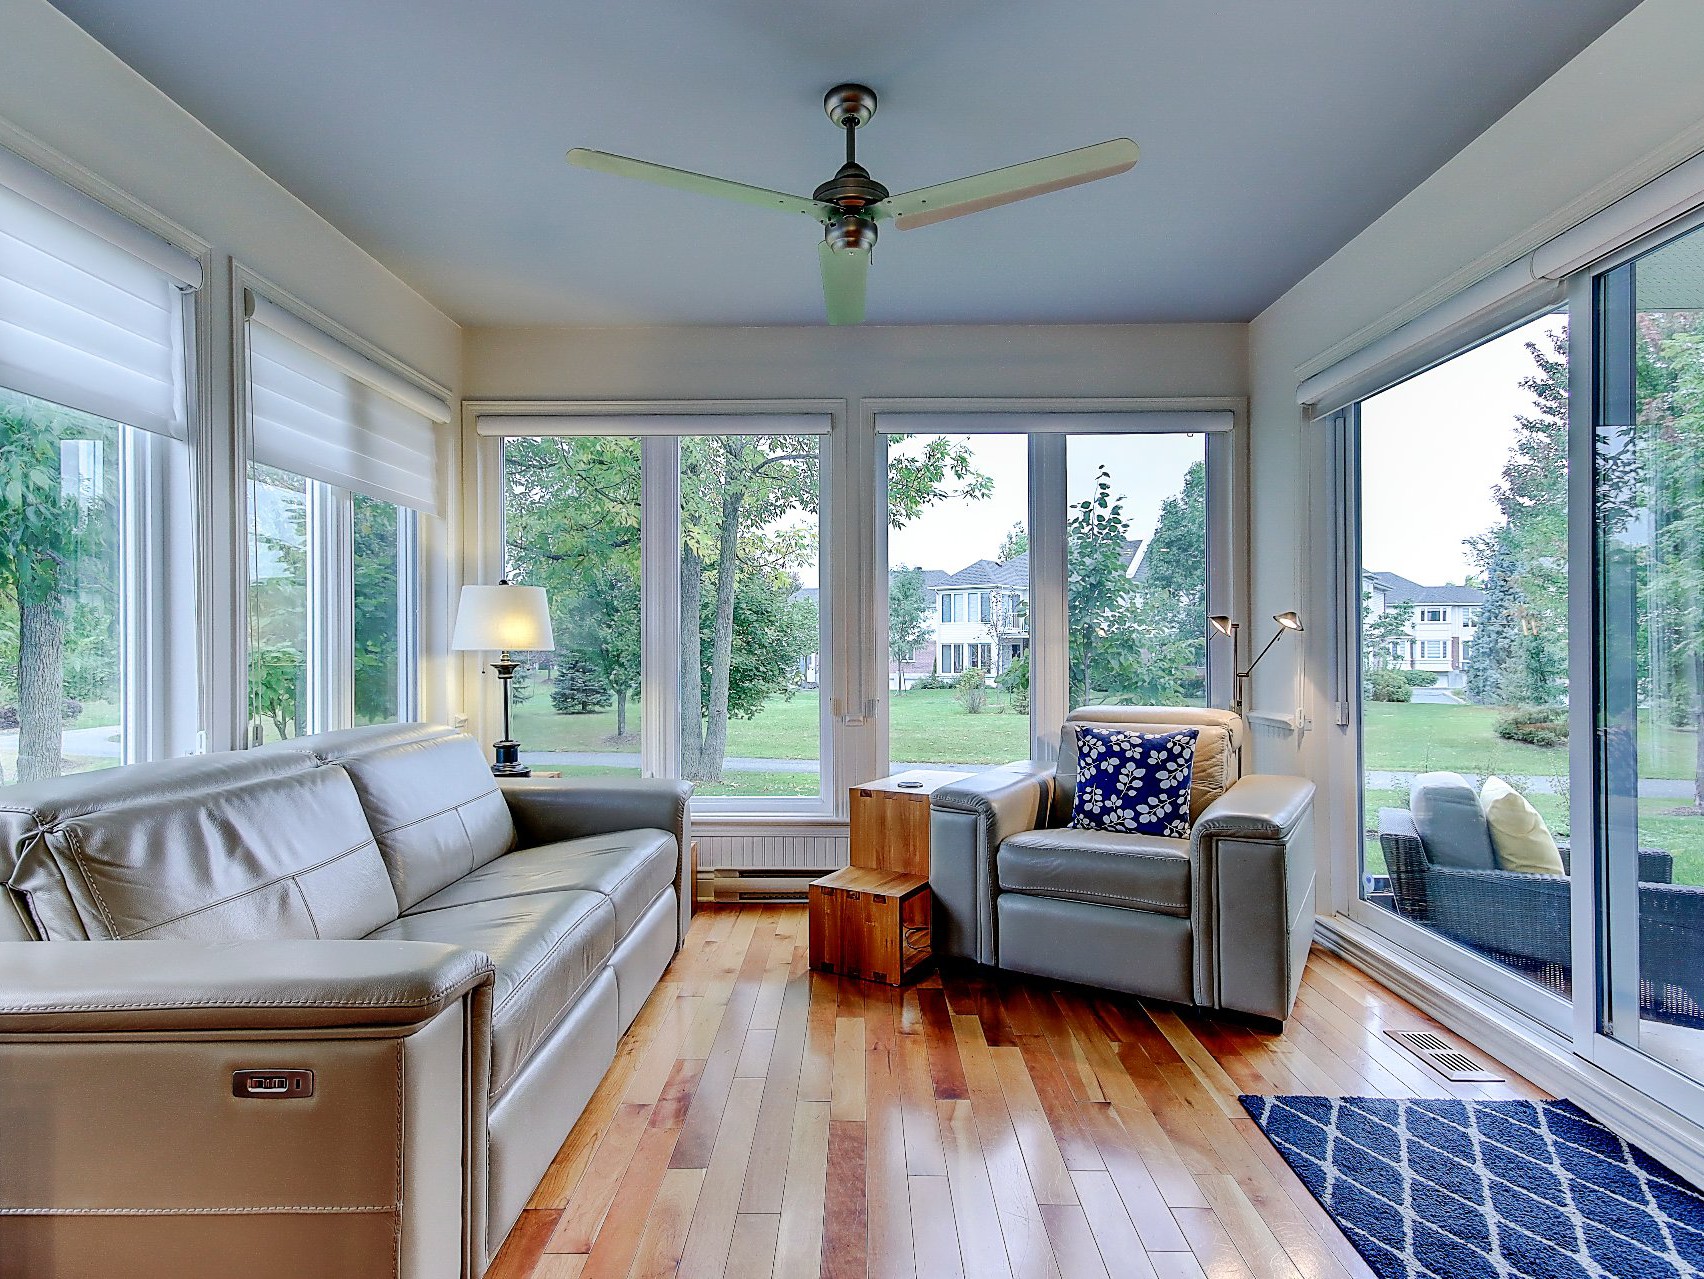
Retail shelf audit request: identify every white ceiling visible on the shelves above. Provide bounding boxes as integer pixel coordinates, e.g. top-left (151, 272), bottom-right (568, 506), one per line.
top-left (50, 0), bottom-right (1638, 327)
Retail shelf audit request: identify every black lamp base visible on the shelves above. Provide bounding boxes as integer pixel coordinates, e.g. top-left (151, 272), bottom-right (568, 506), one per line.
top-left (490, 738), bottom-right (530, 778)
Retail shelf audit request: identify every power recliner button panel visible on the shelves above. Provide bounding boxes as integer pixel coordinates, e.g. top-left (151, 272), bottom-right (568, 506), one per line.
top-left (231, 1068), bottom-right (315, 1099)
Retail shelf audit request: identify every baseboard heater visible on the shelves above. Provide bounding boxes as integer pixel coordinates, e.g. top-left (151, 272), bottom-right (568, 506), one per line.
top-left (696, 868), bottom-right (824, 903)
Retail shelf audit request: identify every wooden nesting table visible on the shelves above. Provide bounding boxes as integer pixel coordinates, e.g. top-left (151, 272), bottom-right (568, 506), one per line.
top-left (808, 769), bottom-right (969, 985)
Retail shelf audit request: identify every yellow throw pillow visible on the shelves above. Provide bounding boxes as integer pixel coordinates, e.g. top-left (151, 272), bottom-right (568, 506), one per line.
top-left (1479, 775), bottom-right (1565, 876)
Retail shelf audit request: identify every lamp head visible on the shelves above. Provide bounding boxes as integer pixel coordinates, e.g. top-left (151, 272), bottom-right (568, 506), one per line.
top-left (1208, 615), bottom-right (1234, 637)
top-left (451, 580), bottom-right (555, 652)
top-left (1274, 610), bottom-right (1304, 633)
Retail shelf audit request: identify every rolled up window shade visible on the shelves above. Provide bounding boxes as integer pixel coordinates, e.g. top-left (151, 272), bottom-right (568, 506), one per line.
top-left (0, 147), bottom-right (199, 438)
top-left (246, 292), bottom-right (449, 516)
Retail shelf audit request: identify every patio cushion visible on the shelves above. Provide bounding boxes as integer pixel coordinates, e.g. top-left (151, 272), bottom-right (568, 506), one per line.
top-left (1411, 771), bottom-right (1496, 870)
top-left (997, 826), bottom-right (1191, 917)
top-left (1480, 776), bottom-right (1565, 876)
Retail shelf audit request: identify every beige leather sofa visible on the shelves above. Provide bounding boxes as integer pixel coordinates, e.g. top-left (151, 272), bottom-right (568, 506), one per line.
top-left (0, 723), bottom-right (691, 1279)
top-left (929, 707), bottom-right (1316, 1026)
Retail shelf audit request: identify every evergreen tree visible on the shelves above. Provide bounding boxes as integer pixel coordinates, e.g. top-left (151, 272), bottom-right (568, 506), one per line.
top-left (1466, 529), bottom-right (1521, 705)
top-left (551, 650), bottom-right (612, 714)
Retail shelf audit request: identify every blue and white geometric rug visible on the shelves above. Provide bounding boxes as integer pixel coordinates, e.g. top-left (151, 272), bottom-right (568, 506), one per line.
top-left (1241, 1095), bottom-right (1704, 1279)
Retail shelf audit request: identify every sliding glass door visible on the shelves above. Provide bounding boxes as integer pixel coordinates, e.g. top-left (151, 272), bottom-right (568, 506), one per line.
top-left (1591, 220), bottom-right (1704, 1083)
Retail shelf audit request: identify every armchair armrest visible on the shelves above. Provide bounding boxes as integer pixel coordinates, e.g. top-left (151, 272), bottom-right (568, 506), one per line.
top-left (1190, 774), bottom-right (1317, 1024)
top-left (501, 777), bottom-right (694, 947)
top-left (930, 766), bottom-right (1053, 965)
top-left (0, 939), bottom-right (493, 1034)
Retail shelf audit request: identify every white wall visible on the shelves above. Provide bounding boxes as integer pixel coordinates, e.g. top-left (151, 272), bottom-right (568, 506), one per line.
top-left (1246, 0), bottom-right (1704, 913)
top-left (0, 0), bottom-right (464, 732)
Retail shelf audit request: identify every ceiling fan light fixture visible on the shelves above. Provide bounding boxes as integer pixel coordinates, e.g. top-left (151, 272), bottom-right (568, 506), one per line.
top-left (826, 214), bottom-right (876, 255)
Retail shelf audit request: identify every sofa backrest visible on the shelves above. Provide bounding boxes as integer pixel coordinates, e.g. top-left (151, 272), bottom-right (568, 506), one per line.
top-left (269, 724), bottom-right (516, 911)
top-left (1409, 771), bottom-right (1497, 870)
top-left (1052, 705), bottom-right (1243, 827)
top-left (0, 750), bottom-right (398, 941)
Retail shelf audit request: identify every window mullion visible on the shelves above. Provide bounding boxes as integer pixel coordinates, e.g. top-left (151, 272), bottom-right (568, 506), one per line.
top-left (641, 435), bottom-right (681, 778)
top-left (1029, 433), bottom-right (1067, 761)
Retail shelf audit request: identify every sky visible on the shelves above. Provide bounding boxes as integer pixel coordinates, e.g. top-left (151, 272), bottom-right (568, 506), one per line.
top-left (1360, 310), bottom-right (1568, 586)
top-left (886, 429), bottom-right (1203, 574)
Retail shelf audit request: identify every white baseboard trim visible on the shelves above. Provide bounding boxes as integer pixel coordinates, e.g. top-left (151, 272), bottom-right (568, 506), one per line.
top-left (1315, 913), bottom-right (1704, 1187)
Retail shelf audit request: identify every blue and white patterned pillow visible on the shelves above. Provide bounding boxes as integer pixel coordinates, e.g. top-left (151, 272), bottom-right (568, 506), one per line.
top-left (1068, 725), bottom-right (1199, 838)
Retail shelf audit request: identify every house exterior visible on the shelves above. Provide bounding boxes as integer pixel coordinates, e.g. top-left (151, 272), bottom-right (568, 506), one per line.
top-left (930, 553), bottom-right (1030, 680)
top-left (1364, 570), bottom-right (1484, 689)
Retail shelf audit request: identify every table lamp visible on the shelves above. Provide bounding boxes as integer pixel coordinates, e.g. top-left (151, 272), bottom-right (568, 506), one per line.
top-left (452, 580), bottom-right (553, 776)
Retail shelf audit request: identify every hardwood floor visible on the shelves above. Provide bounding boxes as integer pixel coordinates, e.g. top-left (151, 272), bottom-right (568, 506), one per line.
top-left (488, 904), bottom-right (1544, 1279)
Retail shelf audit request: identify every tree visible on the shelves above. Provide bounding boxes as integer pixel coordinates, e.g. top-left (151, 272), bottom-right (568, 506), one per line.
top-left (997, 524), bottom-right (1027, 561)
top-left (552, 650), bottom-right (612, 714)
top-left (352, 496), bottom-right (400, 724)
top-left (1067, 465), bottom-right (1136, 706)
top-left (888, 567), bottom-right (932, 693)
top-left (1363, 588), bottom-right (1412, 675)
top-left (0, 395), bottom-right (115, 782)
top-left (1465, 529), bottom-right (1520, 704)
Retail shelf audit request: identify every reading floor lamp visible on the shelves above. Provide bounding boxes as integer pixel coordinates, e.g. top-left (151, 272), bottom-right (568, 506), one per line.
top-left (453, 580), bottom-right (553, 777)
top-left (1209, 610), bottom-right (1303, 717)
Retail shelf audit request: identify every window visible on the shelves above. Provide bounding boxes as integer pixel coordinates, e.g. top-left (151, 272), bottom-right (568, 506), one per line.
top-left (679, 433), bottom-right (821, 800)
top-left (1462, 608), bottom-right (1479, 628)
top-left (503, 436), bottom-right (641, 777)
top-left (488, 412), bottom-right (830, 810)
top-left (887, 432), bottom-right (1030, 770)
top-left (1354, 307), bottom-right (1570, 1007)
top-left (244, 293), bottom-right (440, 739)
top-left (0, 151), bottom-right (200, 781)
top-left (1067, 432), bottom-right (1209, 707)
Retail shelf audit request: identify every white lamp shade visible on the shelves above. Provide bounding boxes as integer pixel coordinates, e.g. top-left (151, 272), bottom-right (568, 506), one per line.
top-left (451, 584), bottom-right (555, 652)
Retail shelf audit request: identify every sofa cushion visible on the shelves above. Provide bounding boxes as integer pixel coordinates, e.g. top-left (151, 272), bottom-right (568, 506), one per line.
top-left (368, 890), bottom-right (615, 1097)
top-left (403, 829), bottom-right (677, 942)
top-left (1480, 776), bottom-right (1565, 876)
top-left (998, 826), bottom-right (1191, 917)
top-left (281, 724), bottom-right (517, 911)
top-left (1, 751), bottom-right (398, 941)
top-left (1411, 771), bottom-right (1497, 870)
top-left (1054, 706), bottom-right (1241, 827)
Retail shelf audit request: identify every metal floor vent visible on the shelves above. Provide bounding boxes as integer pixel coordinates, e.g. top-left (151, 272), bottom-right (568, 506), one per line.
top-left (1384, 1029), bottom-right (1505, 1083)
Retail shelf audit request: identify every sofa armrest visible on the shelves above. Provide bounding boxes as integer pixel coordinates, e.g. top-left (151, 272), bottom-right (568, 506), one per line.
top-left (929, 766), bottom-right (1053, 966)
top-left (1190, 774), bottom-right (1317, 1024)
top-left (0, 939), bottom-right (494, 1279)
top-left (501, 777), bottom-right (694, 948)
top-left (0, 938), bottom-right (493, 1034)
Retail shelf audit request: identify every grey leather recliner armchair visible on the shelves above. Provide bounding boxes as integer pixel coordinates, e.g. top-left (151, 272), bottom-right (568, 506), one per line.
top-left (929, 706), bottom-right (1316, 1026)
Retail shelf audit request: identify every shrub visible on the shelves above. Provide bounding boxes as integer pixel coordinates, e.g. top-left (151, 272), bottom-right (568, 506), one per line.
top-left (1368, 670), bottom-right (1412, 702)
top-left (1400, 669), bottom-right (1439, 688)
top-left (999, 655), bottom-right (1030, 713)
top-left (0, 701), bottom-right (82, 730)
top-left (1496, 705), bottom-right (1568, 748)
top-left (955, 666), bottom-right (989, 715)
top-left (910, 674), bottom-right (952, 691)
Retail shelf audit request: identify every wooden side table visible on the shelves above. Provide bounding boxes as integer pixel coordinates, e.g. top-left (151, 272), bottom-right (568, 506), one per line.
top-left (808, 867), bottom-right (931, 985)
top-left (809, 769), bottom-right (968, 984)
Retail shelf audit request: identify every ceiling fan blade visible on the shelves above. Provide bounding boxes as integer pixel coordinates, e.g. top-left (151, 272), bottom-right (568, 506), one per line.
top-left (884, 138), bottom-right (1139, 230)
top-left (818, 240), bottom-right (869, 326)
top-left (568, 148), bottom-right (832, 220)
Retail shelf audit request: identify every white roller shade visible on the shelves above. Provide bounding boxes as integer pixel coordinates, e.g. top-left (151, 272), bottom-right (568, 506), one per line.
top-left (246, 293), bottom-right (449, 516)
top-left (874, 410), bottom-right (1233, 435)
top-left (475, 412), bottom-right (830, 437)
top-left (0, 146), bottom-right (199, 438)
top-left (1296, 257), bottom-right (1564, 418)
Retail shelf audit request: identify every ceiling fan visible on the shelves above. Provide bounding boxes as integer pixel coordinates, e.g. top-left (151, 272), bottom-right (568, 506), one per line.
top-left (568, 84), bottom-right (1139, 325)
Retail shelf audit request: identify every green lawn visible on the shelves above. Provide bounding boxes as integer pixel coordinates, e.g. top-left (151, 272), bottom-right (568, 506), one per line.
top-left (512, 684), bottom-right (1030, 767)
top-left (1363, 701), bottom-right (1697, 780)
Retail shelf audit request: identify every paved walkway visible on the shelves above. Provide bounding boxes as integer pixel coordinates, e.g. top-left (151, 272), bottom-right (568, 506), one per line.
top-left (523, 751), bottom-right (977, 774)
top-left (1365, 768), bottom-right (1693, 799)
